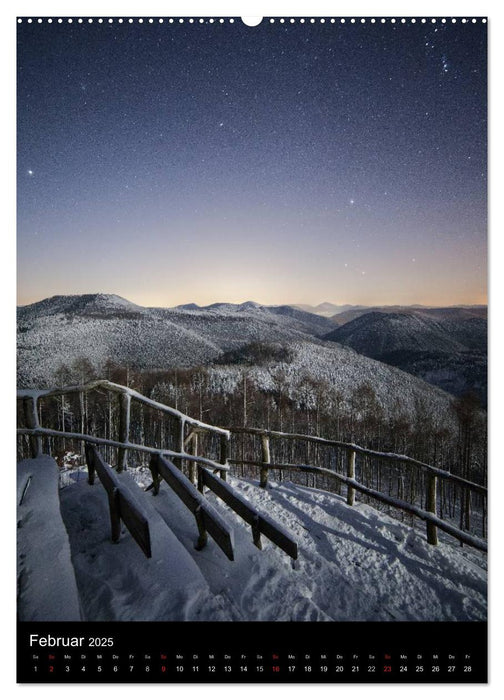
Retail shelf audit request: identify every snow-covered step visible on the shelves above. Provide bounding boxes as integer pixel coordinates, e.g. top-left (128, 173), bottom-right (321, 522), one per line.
top-left (17, 456), bottom-right (82, 621)
top-left (59, 469), bottom-right (229, 621)
top-left (149, 455), bottom-right (235, 560)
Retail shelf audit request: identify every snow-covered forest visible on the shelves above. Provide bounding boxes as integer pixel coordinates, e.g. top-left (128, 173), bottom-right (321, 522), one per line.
top-left (18, 345), bottom-right (486, 540)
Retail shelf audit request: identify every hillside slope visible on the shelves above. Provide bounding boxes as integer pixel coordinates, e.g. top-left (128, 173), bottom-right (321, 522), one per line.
top-left (324, 311), bottom-right (487, 401)
top-left (17, 294), bottom-right (335, 387)
top-left (17, 298), bottom-right (222, 387)
top-left (205, 339), bottom-right (455, 422)
top-left (330, 305), bottom-right (487, 326)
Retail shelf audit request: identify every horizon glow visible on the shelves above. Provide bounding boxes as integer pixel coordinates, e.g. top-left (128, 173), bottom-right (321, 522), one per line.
top-left (17, 20), bottom-right (487, 308)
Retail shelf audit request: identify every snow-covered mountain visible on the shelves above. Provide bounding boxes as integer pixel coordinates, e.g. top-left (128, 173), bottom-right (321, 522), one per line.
top-left (18, 293), bottom-right (144, 319)
top-left (17, 294), bottom-right (334, 387)
top-left (17, 295), bottom-right (222, 386)
top-left (205, 339), bottom-right (455, 422)
top-left (166, 300), bottom-right (336, 339)
top-left (329, 304), bottom-right (487, 326)
top-left (324, 310), bottom-right (487, 401)
top-left (293, 302), bottom-right (367, 317)
top-left (17, 294), bottom-right (468, 423)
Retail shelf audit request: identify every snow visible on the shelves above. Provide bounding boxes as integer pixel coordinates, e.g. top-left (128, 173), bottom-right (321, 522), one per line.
top-left (59, 465), bottom-right (228, 622)
top-left (17, 294), bottom-right (459, 428)
top-left (17, 456), bottom-right (82, 621)
top-left (47, 464), bottom-right (487, 623)
top-left (205, 339), bottom-right (455, 421)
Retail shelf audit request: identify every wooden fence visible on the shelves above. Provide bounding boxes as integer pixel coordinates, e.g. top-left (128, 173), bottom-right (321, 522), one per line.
top-left (17, 381), bottom-right (297, 560)
top-left (86, 444), bottom-right (152, 557)
top-left (17, 380), bottom-right (230, 476)
top-left (17, 382), bottom-right (487, 555)
top-left (226, 427), bottom-right (488, 553)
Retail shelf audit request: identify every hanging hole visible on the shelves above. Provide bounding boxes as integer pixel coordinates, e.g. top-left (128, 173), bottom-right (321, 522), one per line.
top-left (241, 17), bottom-right (263, 27)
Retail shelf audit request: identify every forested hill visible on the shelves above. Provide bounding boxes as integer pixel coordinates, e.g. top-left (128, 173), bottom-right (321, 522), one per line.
top-left (18, 294), bottom-right (486, 404)
top-left (18, 294), bottom-right (452, 419)
top-left (17, 293), bottom-right (335, 387)
top-left (324, 309), bottom-right (487, 402)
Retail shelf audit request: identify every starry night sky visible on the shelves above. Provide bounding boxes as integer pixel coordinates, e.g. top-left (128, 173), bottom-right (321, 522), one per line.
top-left (17, 18), bottom-right (487, 308)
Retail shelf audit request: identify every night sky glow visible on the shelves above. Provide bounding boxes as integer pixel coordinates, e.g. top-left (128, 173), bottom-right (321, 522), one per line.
top-left (17, 18), bottom-right (487, 308)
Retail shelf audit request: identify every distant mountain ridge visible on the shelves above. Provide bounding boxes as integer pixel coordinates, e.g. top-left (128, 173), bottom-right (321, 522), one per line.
top-left (17, 294), bottom-right (486, 405)
top-left (329, 304), bottom-right (487, 326)
top-left (291, 302), bottom-right (486, 321)
top-left (17, 294), bottom-right (336, 387)
top-left (292, 302), bottom-right (366, 317)
top-left (324, 310), bottom-right (487, 402)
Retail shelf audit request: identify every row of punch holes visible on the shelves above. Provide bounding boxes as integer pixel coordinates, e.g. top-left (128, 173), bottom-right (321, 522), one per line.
top-left (18, 17), bottom-right (487, 25)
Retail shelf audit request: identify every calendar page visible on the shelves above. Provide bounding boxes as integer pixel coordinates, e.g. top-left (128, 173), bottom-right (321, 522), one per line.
top-left (16, 12), bottom-right (488, 683)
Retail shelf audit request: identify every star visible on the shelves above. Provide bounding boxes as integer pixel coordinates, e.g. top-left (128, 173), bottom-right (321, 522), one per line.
top-left (15, 15), bottom-right (486, 313)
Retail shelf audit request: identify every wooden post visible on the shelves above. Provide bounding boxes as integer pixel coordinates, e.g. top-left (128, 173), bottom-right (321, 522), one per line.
top-left (251, 514), bottom-right (262, 549)
top-left (117, 392), bottom-right (131, 472)
top-left (108, 487), bottom-right (121, 543)
top-left (219, 433), bottom-right (229, 482)
top-left (346, 450), bottom-right (356, 506)
top-left (482, 494), bottom-right (487, 539)
top-left (179, 419), bottom-right (185, 452)
top-left (196, 433), bottom-right (204, 493)
top-left (189, 432), bottom-right (199, 486)
top-left (79, 390), bottom-right (85, 456)
top-left (148, 454), bottom-right (161, 495)
top-left (23, 397), bottom-right (42, 458)
top-left (172, 417), bottom-right (185, 471)
top-left (197, 468), bottom-right (204, 494)
top-left (194, 505), bottom-right (208, 551)
top-left (260, 434), bottom-right (270, 488)
top-left (85, 443), bottom-right (95, 485)
top-left (426, 473), bottom-right (438, 545)
top-left (464, 489), bottom-right (471, 531)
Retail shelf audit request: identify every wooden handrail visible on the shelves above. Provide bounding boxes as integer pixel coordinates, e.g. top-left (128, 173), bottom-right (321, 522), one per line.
top-left (200, 467), bottom-right (298, 559)
top-left (85, 444), bottom-right (152, 557)
top-left (226, 426), bottom-right (487, 496)
top-left (17, 426), bottom-right (230, 473)
top-left (17, 381), bottom-right (230, 437)
top-left (150, 454), bottom-right (234, 561)
top-left (228, 458), bottom-right (487, 553)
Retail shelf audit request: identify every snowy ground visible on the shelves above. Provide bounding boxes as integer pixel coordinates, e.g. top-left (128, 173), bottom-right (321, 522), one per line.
top-left (53, 464), bottom-right (487, 623)
top-left (17, 456), bottom-right (82, 621)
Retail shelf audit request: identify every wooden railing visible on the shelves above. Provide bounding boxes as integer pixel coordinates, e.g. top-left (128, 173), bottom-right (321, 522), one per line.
top-left (148, 453), bottom-right (235, 560)
top-left (86, 444), bottom-right (152, 558)
top-left (17, 380), bottom-right (230, 477)
top-left (17, 382), bottom-right (298, 561)
top-left (226, 427), bottom-right (488, 553)
top-left (16, 382), bottom-right (487, 554)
